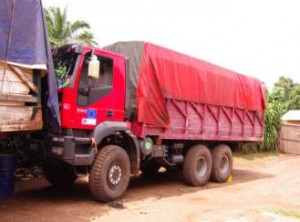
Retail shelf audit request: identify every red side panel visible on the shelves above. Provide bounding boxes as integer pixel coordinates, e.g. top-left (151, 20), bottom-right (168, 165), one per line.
top-left (131, 99), bottom-right (265, 141)
top-left (137, 43), bottom-right (266, 127)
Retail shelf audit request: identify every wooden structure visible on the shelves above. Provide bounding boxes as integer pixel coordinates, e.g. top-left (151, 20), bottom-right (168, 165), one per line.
top-left (280, 110), bottom-right (300, 154)
top-left (0, 61), bottom-right (42, 134)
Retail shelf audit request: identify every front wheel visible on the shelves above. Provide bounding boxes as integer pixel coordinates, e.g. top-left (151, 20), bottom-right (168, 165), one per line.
top-left (183, 145), bottom-right (212, 186)
top-left (89, 145), bottom-right (131, 202)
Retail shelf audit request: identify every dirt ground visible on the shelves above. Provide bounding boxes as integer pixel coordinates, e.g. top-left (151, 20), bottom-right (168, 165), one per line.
top-left (1, 153), bottom-right (300, 222)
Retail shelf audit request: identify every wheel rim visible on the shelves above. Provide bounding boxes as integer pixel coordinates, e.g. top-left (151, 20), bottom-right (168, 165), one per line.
top-left (220, 155), bottom-right (229, 174)
top-left (196, 157), bottom-right (207, 177)
top-left (108, 163), bottom-right (122, 188)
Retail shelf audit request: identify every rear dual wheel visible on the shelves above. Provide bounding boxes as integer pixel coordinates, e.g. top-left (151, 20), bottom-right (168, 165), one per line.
top-left (183, 144), bottom-right (233, 186)
top-left (183, 145), bottom-right (212, 186)
top-left (210, 144), bottom-right (233, 183)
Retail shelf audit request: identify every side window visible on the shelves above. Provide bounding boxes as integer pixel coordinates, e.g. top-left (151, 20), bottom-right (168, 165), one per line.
top-left (77, 56), bottom-right (89, 96)
top-left (90, 56), bottom-right (113, 88)
top-left (77, 53), bottom-right (114, 107)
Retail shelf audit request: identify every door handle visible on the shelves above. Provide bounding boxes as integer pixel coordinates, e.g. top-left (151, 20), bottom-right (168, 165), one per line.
top-left (106, 110), bottom-right (113, 117)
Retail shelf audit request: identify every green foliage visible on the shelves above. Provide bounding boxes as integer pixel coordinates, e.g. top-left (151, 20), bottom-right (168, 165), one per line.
top-left (55, 65), bottom-right (67, 86)
top-left (45, 6), bottom-right (97, 47)
top-left (239, 142), bottom-right (259, 154)
top-left (264, 207), bottom-right (300, 219)
top-left (274, 76), bottom-right (294, 100)
top-left (241, 99), bottom-right (283, 153)
top-left (75, 30), bottom-right (98, 46)
top-left (270, 76), bottom-right (300, 111)
top-left (288, 84), bottom-right (300, 109)
top-left (261, 101), bottom-right (284, 150)
top-left (55, 65), bottom-right (67, 79)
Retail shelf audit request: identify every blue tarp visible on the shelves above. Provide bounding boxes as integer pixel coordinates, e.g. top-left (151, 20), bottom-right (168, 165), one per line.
top-left (0, 0), bottom-right (60, 131)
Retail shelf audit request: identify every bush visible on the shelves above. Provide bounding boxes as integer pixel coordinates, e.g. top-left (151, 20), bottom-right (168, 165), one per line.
top-left (241, 96), bottom-right (284, 153)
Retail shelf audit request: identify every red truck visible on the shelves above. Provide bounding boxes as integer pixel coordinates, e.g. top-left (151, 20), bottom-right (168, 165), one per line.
top-left (45, 42), bottom-right (266, 202)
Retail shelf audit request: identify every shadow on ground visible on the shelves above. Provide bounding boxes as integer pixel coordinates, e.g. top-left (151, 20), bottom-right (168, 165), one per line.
top-left (10, 166), bottom-right (273, 203)
top-left (125, 168), bottom-right (274, 201)
top-left (0, 167), bottom-right (275, 222)
top-left (10, 167), bottom-right (274, 203)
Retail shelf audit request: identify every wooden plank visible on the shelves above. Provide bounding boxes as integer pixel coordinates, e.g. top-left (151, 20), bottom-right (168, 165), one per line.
top-left (281, 124), bottom-right (300, 141)
top-left (0, 108), bottom-right (43, 132)
top-left (8, 64), bottom-right (38, 94)
top-left (0, 61), bottom-right (33, 94)
top-left (0, 93), bottom-right (38, 103)
top-left (0, 106), bottom-right (33, 123)
top-left (282, 140), bottom-right (300, 154)
top-left (0, 61), bottom-right (33, 78)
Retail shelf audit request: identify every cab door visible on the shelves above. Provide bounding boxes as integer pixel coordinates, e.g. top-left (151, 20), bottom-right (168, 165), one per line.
top-left (75, 50), bottom-right (125, 129)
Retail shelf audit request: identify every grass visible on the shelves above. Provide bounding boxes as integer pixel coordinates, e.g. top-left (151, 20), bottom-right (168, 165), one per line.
top-left (233, 151), bottom-right (280, 168)
top-left (264, 207), bottom-right (300, 219)
top-left (234, 151), bottom-right (279, 160)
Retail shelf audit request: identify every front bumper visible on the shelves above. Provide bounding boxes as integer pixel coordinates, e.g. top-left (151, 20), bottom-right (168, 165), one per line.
top-left (50, 136), bottom-right (96, 166)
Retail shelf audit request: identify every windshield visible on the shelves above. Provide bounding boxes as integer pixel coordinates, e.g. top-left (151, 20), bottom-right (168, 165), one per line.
top-left (53, 51), bottom-right (79, 88)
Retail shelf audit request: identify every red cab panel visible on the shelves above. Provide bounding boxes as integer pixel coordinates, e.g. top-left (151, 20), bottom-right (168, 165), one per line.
top-left (60, 47), bottom-right (126, 130)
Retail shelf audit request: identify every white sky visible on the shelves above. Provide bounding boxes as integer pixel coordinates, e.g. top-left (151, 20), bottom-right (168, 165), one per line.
top-left (42, 0), bottom-right (300, 89)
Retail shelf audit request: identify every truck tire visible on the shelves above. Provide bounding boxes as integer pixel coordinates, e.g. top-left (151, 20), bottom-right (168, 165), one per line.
top-left (140, 160), bottom-right (161, 177)
top-left (43, 158), bottom-right (77, 187)
top-left (89, 145), bottom-right (130, 202)
top-left (210, 144), bottom-right (233, 183)
top-left (183, 145), bottom-right (212, 186)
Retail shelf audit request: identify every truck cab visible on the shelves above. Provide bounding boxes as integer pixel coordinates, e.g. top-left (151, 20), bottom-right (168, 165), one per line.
top-left (54, 44), bottom-right (126, 130)
top-left (44, 45), bottom-right (140, 202)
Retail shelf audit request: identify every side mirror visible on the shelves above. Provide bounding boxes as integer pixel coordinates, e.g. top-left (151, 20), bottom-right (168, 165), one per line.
top-left (88, 55), bottom-right (100, 79)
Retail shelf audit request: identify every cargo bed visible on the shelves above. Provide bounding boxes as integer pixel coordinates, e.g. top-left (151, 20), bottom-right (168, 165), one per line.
top-left (131, 98), bottom-right (264, 141)
top-left (0, 61), bottom-right (42, 134)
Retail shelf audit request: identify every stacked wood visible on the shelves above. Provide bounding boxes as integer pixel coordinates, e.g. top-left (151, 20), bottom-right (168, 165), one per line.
top-left (0, 61), bottom-right (43, 133)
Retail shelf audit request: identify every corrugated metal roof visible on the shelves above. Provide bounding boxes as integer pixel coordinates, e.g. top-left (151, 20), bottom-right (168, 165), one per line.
top-left (282, 110), bottom-right (300, 121)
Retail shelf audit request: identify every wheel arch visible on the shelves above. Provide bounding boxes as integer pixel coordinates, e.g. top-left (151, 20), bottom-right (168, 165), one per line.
top-left (92, 121), bottom-right (140, 175)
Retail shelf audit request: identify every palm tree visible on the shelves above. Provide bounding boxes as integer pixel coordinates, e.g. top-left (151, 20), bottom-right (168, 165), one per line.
top-left (75, 30), bottom-right (98, 46)
top-left (45, 6), bottom-right (98, 47)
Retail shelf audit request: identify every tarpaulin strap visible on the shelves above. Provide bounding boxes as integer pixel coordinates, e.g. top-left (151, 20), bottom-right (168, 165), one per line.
top-left (0, 0), bottom-right (16, 93)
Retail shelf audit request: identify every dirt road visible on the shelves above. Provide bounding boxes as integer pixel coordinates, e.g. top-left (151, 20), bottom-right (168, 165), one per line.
top-left (1, 153), bottom-right (300, 222)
